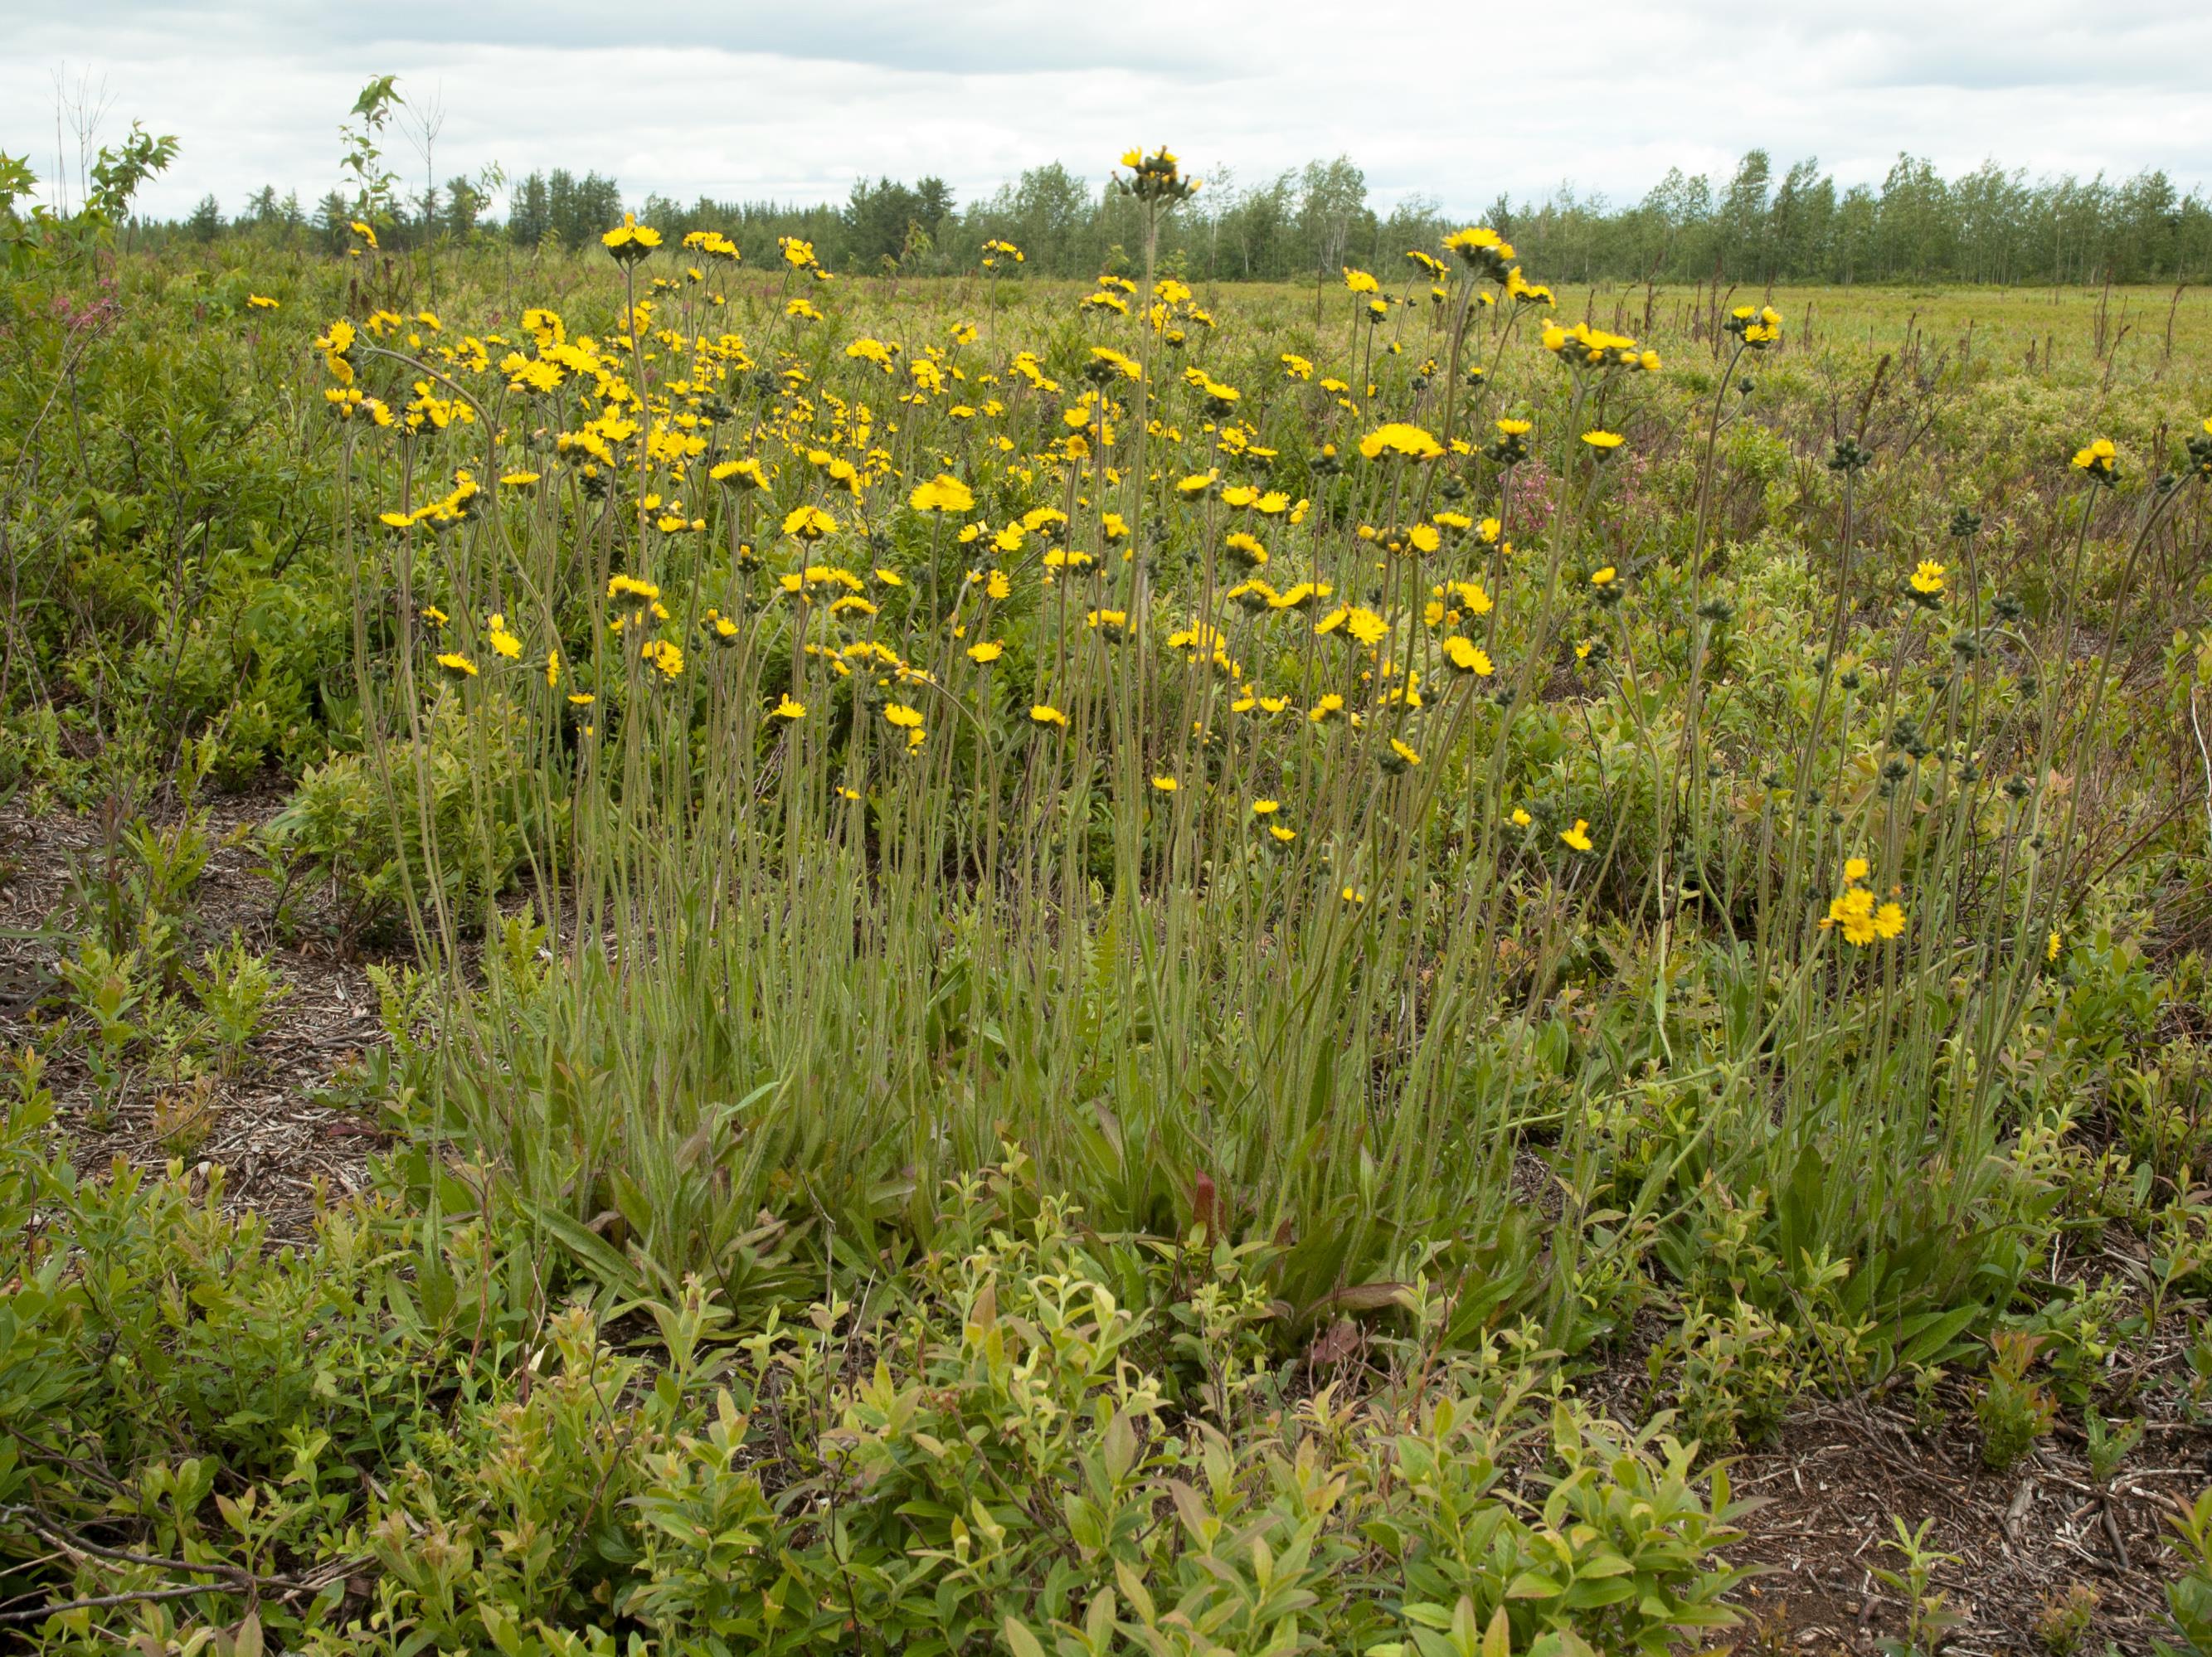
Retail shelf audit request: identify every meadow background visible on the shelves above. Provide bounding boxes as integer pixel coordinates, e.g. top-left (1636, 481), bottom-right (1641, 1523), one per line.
top-left (2, 100), bottom-right (2212, 1657)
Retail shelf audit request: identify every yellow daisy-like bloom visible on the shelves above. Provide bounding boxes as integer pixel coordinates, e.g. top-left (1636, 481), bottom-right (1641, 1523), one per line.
top-left (247, 294), bottom-right (278, 309)
top-left (1581, 430), bottom-right (1626, 454)
top-left (608, 574), bottom-right (662, 604)
top-left (1443, 636), bottom-right (1495, 678)
top-left (1150, 775), bottom-right (1178, 792)
top-left (1560, 819), bottom-right (1594, 852)
top-left (1589, 566), bottom-right (1617, 587)
top-left (600, 214), bottom-right (663, 260)
top-left (1357, 422), bottom-right (1445, 461)
top-left (1909, 559), bottom-right (1946, 595)
top-left (435, 651), bottom-right (477, 681)
top-left (1844, 857), bottom-right (1870, 884)
top-left (909, 474), bottom-right (975, 513)
top-left (2046, 928), bottom-right (2063, 963)
top-left (783, 504), bottom-right (836, 542)
top-left (710, 457), bottom-right (770, 489)
top-left (882, 702), bottom-right (923, 730)
top-left (641, 639), bottom-right (684, 680)
top-left (1251, 799), bottom-right (1280, 817)
top-left (1821, 885), bottom-right (1906, 945)
top-left (966, 640), bottom-right (1004, 663)
top-left (546, 651), bottom-right (561, 688)
top-left (1088, 346), bottom-right (1142, 381)
top-left (1496, 418), bottom-right (1533, 437)
top-left (1389, 738), bottom-right (1422, 767)
top-left (1030, 704), bottom-right (1069, 729)
top-left (2069, 436), bottom-right (2117, 475)
top-left (1343, 267), bottom-right (1380, 295)
top-left (771, 693), bottom-right (806, 719)
top-left (1345, 608), bottom-right (1390, 648)
top-left (1511, 807), bottom-right (1533, 827)
top-left (486, 614), bottom-right (523, 660)
top-left (1269, 824), bottom-right (1296, 843)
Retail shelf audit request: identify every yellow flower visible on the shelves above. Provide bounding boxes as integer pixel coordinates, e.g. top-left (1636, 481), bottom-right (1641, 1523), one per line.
top-left (1843, 857), bottom-right (1870, 884)
top-left (435, 651), bottom-right (477, 681)
top-left (1269, 824), bottom-right (1296, 843)
top-left (1030, 703), bottom-right (1069, 728)
top-left (966, 640), bottom-right (1004, 663)
top-left (909, 474), bottom-right (975, 513)
top-left (883, 702), bottom-right (923, 729)
top-left (1909, 559), bottom-right (1946, 596)
top-left (1223, 530), bottom-right (1267, 568)
top-left (1088, 346), bottom-right (1142, 381)
top-left (710, 457), bottom-right (770, 489)
top-left (2046, 928), bottom-right (2063, 962)
top-left (641, 639), bottom-right (684, 680)
top-left (1443, 636), bottom-right (1494, 678)
top-left (246, 294), bottom-right (278, 309)
top-left (1581, 430), bottom-right (1626, 454)
top-left (1343, 267), bottom-right (1380, 295)
top-left (771, 693), bottom-right (806, 719)
top-left (2069, 436), bottom-right (2117, 475)
top-left (1821, 884), bottom-right (1903, 945)
top-left (600, 214), bottom-right (663, 260)
top-left (783, 504), bottom-right (836, 542)
top-left (1589, 566), bottom-right (1617, 587)
top-left (1511, 807), bottom-right (1533, 827)
top-left (1357, 422), bottom-right (1445, 461)
top-left (546, 651), bottom-right (561, 688)
top-left (1251, 799), bottom-right (1280, 816)
top-left (487, 614), bottom-right (522, 659)
top-left (1560, 819), bottom-right (1594, 852)
top-left (1150, 775), bottom-right (1178, 792)
top-left (1389, 738), bottom-right (1422, 767)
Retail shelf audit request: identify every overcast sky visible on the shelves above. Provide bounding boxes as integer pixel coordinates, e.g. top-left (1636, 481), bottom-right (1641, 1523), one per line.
top-left (7, 0), bottom-right (2212, 221)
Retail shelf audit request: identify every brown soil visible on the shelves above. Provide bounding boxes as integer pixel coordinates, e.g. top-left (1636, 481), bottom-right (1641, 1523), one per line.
top-left (1567, 1299), bottom-right (2212, 1657)
top-left (1719, 1396), bottom-right (2210, 1655)
top-left (0, 792), bottom-right (391, 1242)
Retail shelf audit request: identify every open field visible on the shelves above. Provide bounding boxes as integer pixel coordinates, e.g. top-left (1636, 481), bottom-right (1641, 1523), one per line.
top-left (4, 184), bottom-right (2212, 1655)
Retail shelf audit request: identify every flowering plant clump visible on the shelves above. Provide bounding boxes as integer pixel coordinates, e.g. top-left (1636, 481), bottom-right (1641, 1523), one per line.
top-left (8, 109), bottom-right (2212, 1656)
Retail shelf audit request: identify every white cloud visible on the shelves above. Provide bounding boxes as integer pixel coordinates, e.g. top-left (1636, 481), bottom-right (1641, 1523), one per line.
top-left (5, 0), bottom-right (2210, 220)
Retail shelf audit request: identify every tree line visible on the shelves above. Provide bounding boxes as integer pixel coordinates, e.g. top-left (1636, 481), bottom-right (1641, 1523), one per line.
top-left (173, 148), bottom-right (2212, 286)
